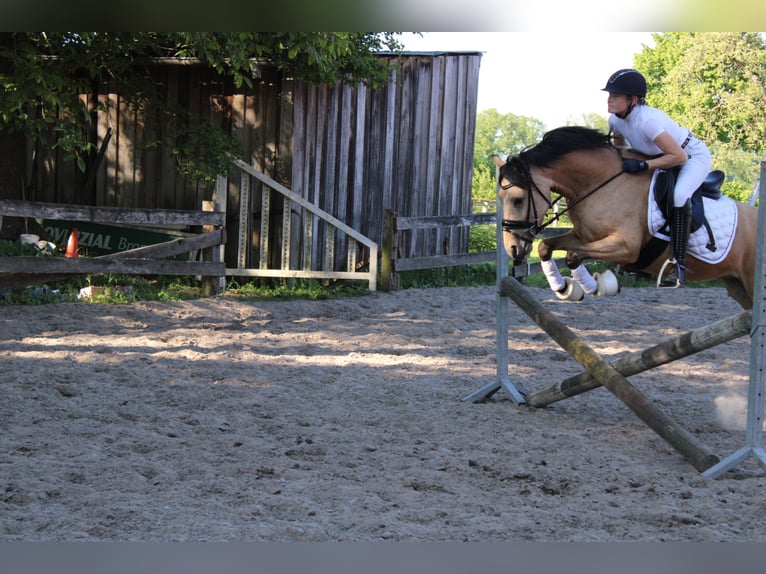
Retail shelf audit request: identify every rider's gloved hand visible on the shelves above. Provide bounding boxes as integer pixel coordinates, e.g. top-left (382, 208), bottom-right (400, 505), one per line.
top-left (622, 158), bottom-right (649, 173)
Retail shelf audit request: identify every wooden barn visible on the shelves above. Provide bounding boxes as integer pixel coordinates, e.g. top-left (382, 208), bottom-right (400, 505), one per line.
top-left (0, 51), bottom-right (482, 289)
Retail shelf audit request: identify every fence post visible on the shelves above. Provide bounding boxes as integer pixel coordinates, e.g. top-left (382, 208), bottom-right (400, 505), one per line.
top-left (381, 209), bottom-right (397, 292)
top-left (201, 176), bottom-right (227, 297)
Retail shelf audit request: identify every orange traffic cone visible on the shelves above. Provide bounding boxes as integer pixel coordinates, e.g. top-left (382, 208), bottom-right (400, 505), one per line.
top-left (65, 228), bottom-right (79, 258)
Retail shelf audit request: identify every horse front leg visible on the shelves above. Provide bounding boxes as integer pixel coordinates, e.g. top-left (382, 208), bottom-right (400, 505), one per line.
top-left (549, 232), bottom-right (638, 267)
top-left (541, 235), bottom-right (621, 299)
top-left (535, 237), bottom-right (586, 301)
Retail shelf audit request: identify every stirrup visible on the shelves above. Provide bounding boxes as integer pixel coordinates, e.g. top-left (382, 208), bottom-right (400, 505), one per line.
top-left (657, 258), bottom-right (683, 288)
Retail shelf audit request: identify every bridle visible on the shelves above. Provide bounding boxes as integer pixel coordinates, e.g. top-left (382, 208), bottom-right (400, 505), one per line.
top-left (499, 168), bottom-right (553, 245)
top-left (500, 158), bottom-right (625, 246)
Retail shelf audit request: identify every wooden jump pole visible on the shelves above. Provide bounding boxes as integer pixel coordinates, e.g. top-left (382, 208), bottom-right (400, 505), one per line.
top-left (527, 310), bottom-right (751, 407)
top-left (499, 275), bottom-right (720, 472)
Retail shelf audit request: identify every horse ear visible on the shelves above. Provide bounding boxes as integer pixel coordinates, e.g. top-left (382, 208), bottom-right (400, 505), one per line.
top-left (492, 155), bottom-right (505, 168)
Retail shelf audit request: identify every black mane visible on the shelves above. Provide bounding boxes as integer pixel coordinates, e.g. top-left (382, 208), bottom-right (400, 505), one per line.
top-left (519, 126), bottom-right (614, 168)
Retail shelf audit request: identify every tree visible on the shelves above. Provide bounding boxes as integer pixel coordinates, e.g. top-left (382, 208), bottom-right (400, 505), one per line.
top-left (634, 32), bottom-right (766, 194)
top-left (0, 32), bottom-right (404, 182)
top-left (564, 112), bottom-right (609, 132)
top-left (472, 109), bottom-right (545, 203)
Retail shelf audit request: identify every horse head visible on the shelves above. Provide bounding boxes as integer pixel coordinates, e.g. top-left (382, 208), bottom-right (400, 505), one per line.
top-left (493, 127), bottom-right (621, 263)
top-left (493, 154), bottom-right (552, 263)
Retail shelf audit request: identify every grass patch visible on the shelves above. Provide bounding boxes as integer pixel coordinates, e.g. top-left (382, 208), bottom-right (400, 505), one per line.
top-left (224, 278), bottom-right (369, 301)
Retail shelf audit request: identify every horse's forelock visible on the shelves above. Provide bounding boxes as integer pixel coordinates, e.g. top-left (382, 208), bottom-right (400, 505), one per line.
top-left (498, 157), bottom-right (528, 188)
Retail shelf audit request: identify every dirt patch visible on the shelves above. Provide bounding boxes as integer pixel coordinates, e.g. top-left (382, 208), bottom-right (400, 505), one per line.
top-left (1, 285), bottom-right (763, 541)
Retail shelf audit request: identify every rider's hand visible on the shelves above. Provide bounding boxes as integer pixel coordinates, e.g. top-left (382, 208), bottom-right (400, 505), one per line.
top-left (622, 158), bottom-right (649, 173)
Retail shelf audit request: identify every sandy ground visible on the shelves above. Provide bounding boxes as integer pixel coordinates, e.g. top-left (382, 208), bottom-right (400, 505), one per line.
top-left (1, 284), bottom-right (765, 541)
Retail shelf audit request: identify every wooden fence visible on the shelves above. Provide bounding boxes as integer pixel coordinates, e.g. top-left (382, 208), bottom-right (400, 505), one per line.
top-left (1, 159), bottom-right (378, 294)
top-left (381, 209), bottom-right (496, 291)
top-left (0, 185), bottom-right (227, 295)
top-left (381, 208), bottom-right (571, 291)
top-left (290, 53), bottom-right (481, 255)
top-left (224, 160), bottom-right (378, 291)
top-left (3, 53), bottom-right (481, 270)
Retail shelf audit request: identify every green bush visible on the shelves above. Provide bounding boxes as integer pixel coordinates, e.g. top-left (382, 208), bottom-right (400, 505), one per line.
top-left (395, 263), bottom-right (497, 289)
top-left (468, 224), bottom-right (497, 253)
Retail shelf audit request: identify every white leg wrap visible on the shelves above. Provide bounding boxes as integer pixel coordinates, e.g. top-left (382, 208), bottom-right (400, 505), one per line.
top-left (541, 259), bottom-right (566, 292)
top-left (571, 264), bottom-right (598, 294)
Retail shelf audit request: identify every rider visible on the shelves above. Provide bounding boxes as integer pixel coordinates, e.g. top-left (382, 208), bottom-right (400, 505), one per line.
top-left (602, 68), bottom-right (712, 286)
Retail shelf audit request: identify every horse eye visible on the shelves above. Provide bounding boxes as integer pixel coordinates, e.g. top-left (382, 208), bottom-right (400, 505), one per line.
top-left (513, 198), bottom-right (524, 207)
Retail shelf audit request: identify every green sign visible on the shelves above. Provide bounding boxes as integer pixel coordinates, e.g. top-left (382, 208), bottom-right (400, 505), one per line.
top-left (43, 220), bottom-right (192, 260)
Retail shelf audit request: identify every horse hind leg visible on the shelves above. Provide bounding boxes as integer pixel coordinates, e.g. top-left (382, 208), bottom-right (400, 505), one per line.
top-left (723, 277), bottom-right (752, 310)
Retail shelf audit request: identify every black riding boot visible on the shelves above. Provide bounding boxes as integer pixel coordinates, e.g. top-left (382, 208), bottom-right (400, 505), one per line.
top-left (664, 200), bottom-right (692, 287)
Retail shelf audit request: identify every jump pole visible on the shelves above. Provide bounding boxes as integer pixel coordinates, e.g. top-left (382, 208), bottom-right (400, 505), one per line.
top-left (527, 310), bottom-right (751, 407)
top-left (499, 274), bottom-right (719, 472)
top-left (703, 161), bottom-right (766, 478)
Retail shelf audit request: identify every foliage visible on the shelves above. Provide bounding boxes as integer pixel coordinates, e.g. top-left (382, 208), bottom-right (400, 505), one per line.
top-left (468, 224), bottom-right (496, 253)
top-left (394, 264), bottom-right (497, 289)
top-left (721, 179), bottom-right (755, 204)
top-left (225, 278), bottom-right (368, 301)
top-left (634, 32), bottom-right (766, 191)
top-left (0, 32), bottom-right (405, 184)
top-left (563, 112), bottom-right (609, 132)
top-left (0, 238), bottom-right (49, 257)
top-left (171, 32), bottom-right (404, 90)
top-left (472, 109), bottom-right (546, 202)
top-left (169, 113), bottom-right (243, 184)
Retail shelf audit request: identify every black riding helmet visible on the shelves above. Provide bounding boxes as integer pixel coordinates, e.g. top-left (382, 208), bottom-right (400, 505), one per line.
top-left (602, 68), bottom-right (647, 97)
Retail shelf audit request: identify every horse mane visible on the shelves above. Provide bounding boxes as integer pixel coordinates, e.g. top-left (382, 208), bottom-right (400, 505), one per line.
top-left (519, 126), bottom-right (615, 168)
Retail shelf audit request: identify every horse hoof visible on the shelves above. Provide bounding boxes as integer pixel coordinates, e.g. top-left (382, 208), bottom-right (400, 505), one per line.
top-left (554, 278), bottom-right (585, 302)
top-left (593, 270), bottom-right (620, 297)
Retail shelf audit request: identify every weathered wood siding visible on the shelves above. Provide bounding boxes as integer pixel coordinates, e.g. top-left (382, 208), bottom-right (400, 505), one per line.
top-left (292, 53), bottom-right (481, 261)
top-left (8, 53), bottom-right (481, 267)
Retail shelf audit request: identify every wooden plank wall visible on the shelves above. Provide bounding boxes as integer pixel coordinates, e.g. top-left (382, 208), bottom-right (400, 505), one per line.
top-left (15, 53), bottom-right (481, 268)
top-left (292, 53), bottom-right (481, 264)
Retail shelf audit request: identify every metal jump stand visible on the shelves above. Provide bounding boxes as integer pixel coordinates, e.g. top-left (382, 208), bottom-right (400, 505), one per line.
top-left (461, 198), bottom-right (527, 404)
top-left (703, 161), bottom-right (766, 478)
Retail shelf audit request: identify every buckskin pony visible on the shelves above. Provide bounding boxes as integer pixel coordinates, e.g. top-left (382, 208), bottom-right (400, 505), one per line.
top-left (494, 126), bottom-right (756, 310)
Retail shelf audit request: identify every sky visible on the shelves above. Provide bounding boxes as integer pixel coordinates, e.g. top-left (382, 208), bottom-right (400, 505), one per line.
top-left (400, 32), bottom-right (657, 130)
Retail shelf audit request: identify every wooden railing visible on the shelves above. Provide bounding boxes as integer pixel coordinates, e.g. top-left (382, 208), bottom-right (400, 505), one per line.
top-left (1, 159), bottom-right (380, 294)
top-left (381, 210), bottom-right (496, 291)
top-left (225, 159), bottom-right (378, 291)
top-left (381, 208), bottom-right (571, 291)
top-left (0, 188), bottom-right (227, 295)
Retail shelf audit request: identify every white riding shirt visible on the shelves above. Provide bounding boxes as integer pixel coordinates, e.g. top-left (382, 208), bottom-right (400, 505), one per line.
top-left (609, 104), bottom-right (712, 207)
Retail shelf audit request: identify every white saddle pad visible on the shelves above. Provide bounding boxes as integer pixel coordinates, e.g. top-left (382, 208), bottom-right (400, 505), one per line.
top-left (647, 171), bottom-right (738, 265)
